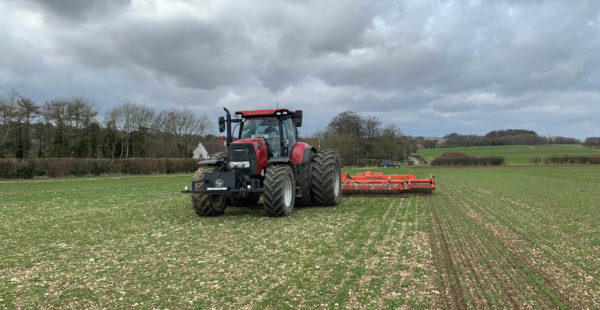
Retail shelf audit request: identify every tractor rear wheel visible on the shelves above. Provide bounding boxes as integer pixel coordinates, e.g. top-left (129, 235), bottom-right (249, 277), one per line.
top-left (263, 165), bottom-right (295, 217)
top-left (191, 166), bottom-right (227, 216)
top-left (295, 160), bottom-right (313, 207)
top-left (310, 149), bottom-right (342, 206)
top-left (229, 193), bottom-right (260, 206)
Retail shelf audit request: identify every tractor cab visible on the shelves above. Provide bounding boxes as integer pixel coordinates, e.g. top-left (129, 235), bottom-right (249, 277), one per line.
top-left (219, 109), bottom-right (303, 158)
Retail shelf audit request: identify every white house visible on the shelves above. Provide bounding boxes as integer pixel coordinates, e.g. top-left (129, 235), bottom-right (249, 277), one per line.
top-left (193, 143), bottom-right (209, 159)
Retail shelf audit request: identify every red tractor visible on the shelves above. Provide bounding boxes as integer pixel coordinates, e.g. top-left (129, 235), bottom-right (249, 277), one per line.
top-left (182, 108), bottom-right (341, 217)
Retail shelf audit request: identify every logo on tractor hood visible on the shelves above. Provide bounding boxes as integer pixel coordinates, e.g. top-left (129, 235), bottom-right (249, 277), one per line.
top-left (215, 179), bottom-right (224, 187)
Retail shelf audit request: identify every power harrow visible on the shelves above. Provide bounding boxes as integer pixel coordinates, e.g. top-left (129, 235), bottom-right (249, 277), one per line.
top-left (341, 171), bottom-right (436, 196)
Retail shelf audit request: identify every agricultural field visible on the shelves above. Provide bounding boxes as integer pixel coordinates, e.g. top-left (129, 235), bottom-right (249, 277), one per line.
top-left (1, 167), bottom-right (600, 309)
top-left (417, 144), bottom-right (600, 165)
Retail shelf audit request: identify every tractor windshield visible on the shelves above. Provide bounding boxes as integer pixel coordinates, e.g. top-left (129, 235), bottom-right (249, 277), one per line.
top-left (240, 117), bottom-right (282, 156)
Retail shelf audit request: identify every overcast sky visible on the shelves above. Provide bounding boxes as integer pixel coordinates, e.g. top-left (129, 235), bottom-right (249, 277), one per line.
top-left (1, 0), bottom-right (599, 138)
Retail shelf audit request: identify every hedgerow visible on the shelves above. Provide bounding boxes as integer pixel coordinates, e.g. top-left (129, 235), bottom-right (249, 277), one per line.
top-left (431, 152), bottom-right (505, 166)
top-left (0, 158), bottom-right (198, 179)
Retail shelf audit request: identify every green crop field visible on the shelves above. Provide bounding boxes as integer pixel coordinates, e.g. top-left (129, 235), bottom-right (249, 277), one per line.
top-left (417, 144), bottom-right (600, 165)
top-left (2, 167), bottom-right (600, 309)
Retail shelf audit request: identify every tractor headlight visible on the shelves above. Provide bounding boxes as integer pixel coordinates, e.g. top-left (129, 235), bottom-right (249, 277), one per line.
top-left (229, 161), bottom-right (251, 168)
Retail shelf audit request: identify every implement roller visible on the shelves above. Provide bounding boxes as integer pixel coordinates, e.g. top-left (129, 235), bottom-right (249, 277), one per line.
top-left (341, 171), bottom-right (436, 196)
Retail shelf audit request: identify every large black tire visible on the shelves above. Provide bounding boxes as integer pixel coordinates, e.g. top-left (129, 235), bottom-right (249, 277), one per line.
top-left (295, 160), bottom-right (313, 207)
top-left (310, 149), bottom-right (342, 206)
top-left (191, 166), bottom-right (227, 216)
top-left (263, 165), bottom-right (295, 217)
top-left (229, 193), bottom-right (261, 206)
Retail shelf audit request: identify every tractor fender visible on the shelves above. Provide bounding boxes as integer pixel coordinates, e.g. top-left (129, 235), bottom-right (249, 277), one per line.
top-left (291, 142), bottom-right (316, 165)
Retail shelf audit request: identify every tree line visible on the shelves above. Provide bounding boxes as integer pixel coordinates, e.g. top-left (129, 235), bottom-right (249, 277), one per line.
top-left (0, 90), bottom-right (213, 159)
top-left (302, 111), bottom-right (419, 166)
top-left (583, 137), bottom-right (600, 148)
top-left (440, 130), bottom-right (583, 147)
top-left (3, 89), bottom-right (598, 162)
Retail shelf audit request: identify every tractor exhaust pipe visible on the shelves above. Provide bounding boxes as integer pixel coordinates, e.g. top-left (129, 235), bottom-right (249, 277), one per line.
top-left (223, 107), bottom-right (232, 147)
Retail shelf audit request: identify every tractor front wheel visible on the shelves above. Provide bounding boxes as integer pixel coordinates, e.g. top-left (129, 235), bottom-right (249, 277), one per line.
top-left (263, 165), bottom-right (295, 217)
top-left (191, 166), bottom-right (227, 216)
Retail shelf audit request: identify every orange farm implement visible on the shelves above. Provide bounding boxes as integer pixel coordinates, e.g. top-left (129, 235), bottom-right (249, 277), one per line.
top-left (341, 171), bottom-right (436, 195)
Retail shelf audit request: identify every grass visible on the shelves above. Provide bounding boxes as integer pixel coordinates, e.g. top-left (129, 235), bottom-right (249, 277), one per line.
top-left (1, 167), bottom-right (600, 309)
top-left (416, 144), bottom-right (600, 165)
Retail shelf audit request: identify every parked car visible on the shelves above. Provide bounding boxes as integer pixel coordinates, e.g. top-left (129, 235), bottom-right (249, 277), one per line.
top-left (381, 160), bottom-right (400, 168)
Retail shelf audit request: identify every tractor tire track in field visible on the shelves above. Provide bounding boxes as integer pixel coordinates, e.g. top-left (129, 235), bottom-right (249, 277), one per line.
top-left (447, 183), bottom-right (571, 308)
top-left (427, 184), bottom-right (573, 309)
top-left (252, 201), bottom-right (381, 308)
top-left (455, 182), bottom-right (598, 308)
top-left (374, 196), bottom-right (436, 309)
top-left (324, 198), bottom-right (397, 307)
top-left (345, 198), bottom-right (408, 308)
top-left (428, 191), bottom-right (525, 309)
top-left (443, 176), bottom-right (594, 309)
top-left (436, 193), bottom-right (519, 309)
top-left (451, 189), bottom-right (561, 308)
top-left (456, 188), bottom-right (594, 308)
top-left (439, 192), bottom-right (539, 309)
top-left (405, 196), bottom-right (438, 308)
top-left (429, 195), bottom-right (483, 309)
top-left (428, 196), bottom-right (467, 309)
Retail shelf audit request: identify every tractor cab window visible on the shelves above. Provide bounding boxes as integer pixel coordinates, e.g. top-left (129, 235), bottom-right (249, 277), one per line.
top-left (282, 118), bottom-right (296, 156)
top-left (240, 117), bottom-right (281, 156)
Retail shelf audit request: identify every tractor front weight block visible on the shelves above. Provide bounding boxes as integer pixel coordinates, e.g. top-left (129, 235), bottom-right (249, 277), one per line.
top-left (181, 171), bottom-right (263, 194)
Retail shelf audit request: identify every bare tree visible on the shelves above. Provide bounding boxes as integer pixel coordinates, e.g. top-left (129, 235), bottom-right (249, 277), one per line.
top-left (41, 97), bottom-right (98, 157)
top-left (106, 103), bottom-right (158, 157)
top-left (11, 92), bottom-right (40, 158)
top-left (381, 124), bottom-right (401, 138)
top-left (42, 98), bottom-right (70, 156)
top-left (155, 108), bottom-right (212, 157)
top-left (129, 104), bottom-right (155, 157)
top-left (105, 104), bottom-right (132, 158)
top-left (66, 97), bottom-right (97, 139)
top-left (102, 118), bottom-right (119, 158)
top-left (0, 94), bottom-right (16, 148)
top-left (363, 115), bottom-right (381, 140)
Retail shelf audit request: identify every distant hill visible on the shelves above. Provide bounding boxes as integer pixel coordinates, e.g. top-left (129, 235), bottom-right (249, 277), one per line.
top-left (417, 144), bottom-right (600, 165)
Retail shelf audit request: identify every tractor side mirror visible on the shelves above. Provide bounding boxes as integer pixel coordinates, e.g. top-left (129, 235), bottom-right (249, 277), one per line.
top-left (218, 116), bottom-right (225, 133)
top-left (294, 110), bottom-right (303, 127)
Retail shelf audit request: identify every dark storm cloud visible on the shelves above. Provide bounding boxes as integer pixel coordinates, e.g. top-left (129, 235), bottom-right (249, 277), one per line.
top-left (2, 0), bottom-right (600, 138)
top-left (55, 16), bottom-right (247, 89)
top-left (24, 0), bottom-right (131, 21)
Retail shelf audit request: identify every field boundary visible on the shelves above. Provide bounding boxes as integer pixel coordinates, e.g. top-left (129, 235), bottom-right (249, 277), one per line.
top-left (352, 164), bottom-right (600, 169)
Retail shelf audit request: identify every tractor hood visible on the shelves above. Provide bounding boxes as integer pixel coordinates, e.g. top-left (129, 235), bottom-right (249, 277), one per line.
top-left (229, 138), bottom-right (268, 174)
